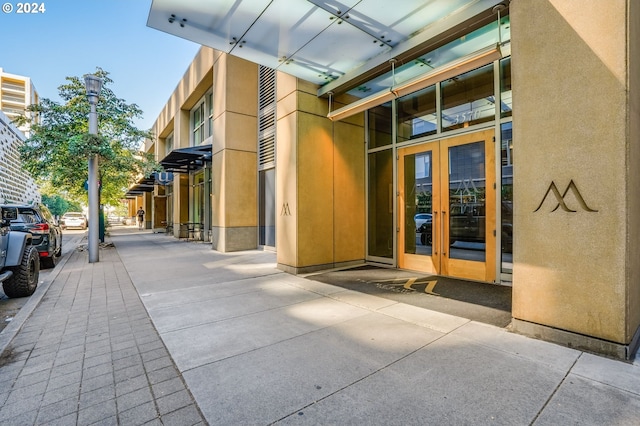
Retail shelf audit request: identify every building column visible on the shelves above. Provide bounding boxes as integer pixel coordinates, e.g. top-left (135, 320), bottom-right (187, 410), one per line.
top-left (510, 0), bottom-right (640, 359)
top-left (275, 74), bottom-right (365, 274)
top-left (210, 55), bottom-right (259, 252)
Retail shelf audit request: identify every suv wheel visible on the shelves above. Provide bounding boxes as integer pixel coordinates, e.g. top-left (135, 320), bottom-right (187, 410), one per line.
top-left (41, 253), bottom-right (57, 269)
top-left (3, 246), bottom-right (40, 298)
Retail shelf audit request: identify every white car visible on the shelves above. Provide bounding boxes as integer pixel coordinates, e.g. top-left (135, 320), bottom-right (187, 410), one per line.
top-left (61, 212), bottom-right (87, 230)
top-left (414, 213), bottom-right (432, 231)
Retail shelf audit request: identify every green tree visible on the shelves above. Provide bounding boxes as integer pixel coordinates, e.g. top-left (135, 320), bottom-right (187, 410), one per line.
top-left (16, 68), bottom-right (159, 205)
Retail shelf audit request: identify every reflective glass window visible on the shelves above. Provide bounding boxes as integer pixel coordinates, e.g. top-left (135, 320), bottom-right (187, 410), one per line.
top-left (259, 168), bottom-right (276, 247)
top-left (368, 149), bottom-right (394, 258)
top-left (441, 64), bottom-right (494, 131)
top-left (367, 102), bottom-right (392, 149)
top-left (397, 85), bottom-right (437, 142)
top-left (192, 103), bottom-right (204, 145)
top-left (208, 92), bottom-right (214, 134)
top-left (448, 141), bottom-right (486, 261)
top-left (501, 122), bottom-right (513, 274)
top-left (500, 57), bottom-right (512, 118)
top-left (403, 151), bottom-right (433, 256)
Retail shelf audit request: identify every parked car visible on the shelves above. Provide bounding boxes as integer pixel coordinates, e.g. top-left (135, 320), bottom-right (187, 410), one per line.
top-left (60, 211), bottom-right (88, 230)
top-left (419, 201), bottom-right (513, 250)
top-left (414, 213), bottom-right (432, 232)
top-left (0, 203), bottom-right (62, 269)
top-left (0, 206), bottom-right (40, 298)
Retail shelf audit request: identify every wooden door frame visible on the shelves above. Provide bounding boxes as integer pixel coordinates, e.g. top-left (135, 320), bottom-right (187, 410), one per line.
top-left (397, 129), bottom-right (496, 282)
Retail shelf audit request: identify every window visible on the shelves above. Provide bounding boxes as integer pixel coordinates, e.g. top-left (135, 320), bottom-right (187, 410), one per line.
top-left (165, 133), bottom-right (173, 156)
top-left (397, 85), bottom-right (437, 142)
top-left (191, 91), bottom-right (213, 146)
top-left (208, 92), bottom-right (214, 136)
top-left (441, 64), bottom-right (494, 131)
top-left (500, 57), bottom-right (512, 118)
top-left (192, 103), bottom-right (204, 145)
top-left (367, 102), bottom-right (393, 149)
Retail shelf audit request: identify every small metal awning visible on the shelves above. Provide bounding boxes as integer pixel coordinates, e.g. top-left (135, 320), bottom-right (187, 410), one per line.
top-left (125, 175), bottom-right (156, 198)
top-left (159, 145), bottom-right (212, 174)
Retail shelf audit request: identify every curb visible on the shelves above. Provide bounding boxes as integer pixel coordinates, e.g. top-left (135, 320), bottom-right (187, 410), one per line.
top-left (0, 234), bottom-right (84, 356)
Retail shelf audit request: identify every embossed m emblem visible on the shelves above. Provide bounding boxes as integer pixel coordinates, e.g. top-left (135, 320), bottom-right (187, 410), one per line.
top-left (534, 180), bottom-right (598, 213)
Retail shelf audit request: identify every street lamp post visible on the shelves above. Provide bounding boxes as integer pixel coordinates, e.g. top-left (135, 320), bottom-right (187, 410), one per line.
top-left (84, 74), bottom-right (103, 263)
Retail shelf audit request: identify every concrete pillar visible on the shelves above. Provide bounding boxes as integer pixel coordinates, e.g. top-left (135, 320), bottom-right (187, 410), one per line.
top-left (510, 0), bottom-right (640, 358)
top-left (276, 74), bottom-right (365, 273)
top-left (210, 55), bottom-right (259, 252)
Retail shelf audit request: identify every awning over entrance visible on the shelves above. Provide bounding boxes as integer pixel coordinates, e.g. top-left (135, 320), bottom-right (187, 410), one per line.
top-left (146, 0), bottom-right (501, 95)
top-left (124, 146), bottom-right (211, 198)
top-left (125, 175), bottom-right (156, 198)
top-left (159, 144), bottom-right (212, 174)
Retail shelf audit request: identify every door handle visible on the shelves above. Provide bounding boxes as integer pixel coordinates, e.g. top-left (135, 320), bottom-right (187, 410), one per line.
top-left (442, 210), bottom-right (447, 256)
top-left (433, 211), bottom-right (437, 255)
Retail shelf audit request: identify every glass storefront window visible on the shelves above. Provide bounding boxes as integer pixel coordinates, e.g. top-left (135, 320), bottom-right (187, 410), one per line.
top-left (193, 172), bottom-right (205, 224)
top-left (166, 184), bottom-right (173, 229)
top-left (501, 122), bottom-right (513, 274)
top-left (397, 85), bottom-right (437, 142)
top-left (441, 64), bottom-right (494, 131)
top-left (259, 168), bottom-right (276, 247)
top-left (500, 57), bottom-right (512, 118)
top-left (368, 149), bottom-right (394, 259)
top-left (367, 102), bottom-right (392, 149)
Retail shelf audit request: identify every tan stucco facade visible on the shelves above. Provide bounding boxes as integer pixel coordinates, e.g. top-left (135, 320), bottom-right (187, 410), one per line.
top-left (137, 0), bottom-right (640, 359)
top-left (510, 0), bottom-right (640, 358)
top-left (210, 54), bottom-right (258, 251)
top-left (145, 48), bottom-right (258, 252)
top-left (276, 75), bottom-right (366, 273)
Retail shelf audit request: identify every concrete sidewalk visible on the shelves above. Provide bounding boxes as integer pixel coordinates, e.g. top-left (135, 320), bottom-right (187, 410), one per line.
top-left (1, 225), bottom-right (640, 425)
top-left (0, 230), bottom-right (206, 425)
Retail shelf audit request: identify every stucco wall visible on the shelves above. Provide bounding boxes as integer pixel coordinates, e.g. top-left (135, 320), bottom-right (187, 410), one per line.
top-left (627, 0), bottom-right (640, 343)
top-left (511, 0), bottom-right (636, 346)
top-left (276, 75), bottom-right (365, 272)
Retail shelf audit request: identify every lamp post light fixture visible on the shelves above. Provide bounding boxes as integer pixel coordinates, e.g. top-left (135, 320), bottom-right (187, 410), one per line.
top-left (84, 74), bottom-right (103, 263)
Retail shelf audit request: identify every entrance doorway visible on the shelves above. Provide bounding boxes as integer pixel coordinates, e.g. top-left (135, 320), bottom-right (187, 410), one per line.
top-left (398, 129), bottom-right (496, 282)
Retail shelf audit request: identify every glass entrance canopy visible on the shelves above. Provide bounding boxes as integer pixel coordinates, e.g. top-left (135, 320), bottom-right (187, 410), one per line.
top-left (148, 0), bottom-right (505, 92)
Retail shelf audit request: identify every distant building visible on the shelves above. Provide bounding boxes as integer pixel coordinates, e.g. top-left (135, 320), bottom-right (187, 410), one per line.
top-left (0, 110), bottom-right (40, 204)
top-left (0, 68), bottom-right (39, 137)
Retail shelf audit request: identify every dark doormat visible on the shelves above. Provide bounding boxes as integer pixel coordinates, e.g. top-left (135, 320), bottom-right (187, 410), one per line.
top-left (307, 265), bottom-right (512, 328)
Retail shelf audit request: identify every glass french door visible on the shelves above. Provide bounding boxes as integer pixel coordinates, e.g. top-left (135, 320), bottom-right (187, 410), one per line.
top-left (398, 129), bottom-right (496, 282)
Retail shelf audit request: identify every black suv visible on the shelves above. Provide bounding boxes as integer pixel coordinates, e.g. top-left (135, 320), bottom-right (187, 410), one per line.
top-left (0, 203), bottom-right (63, 269)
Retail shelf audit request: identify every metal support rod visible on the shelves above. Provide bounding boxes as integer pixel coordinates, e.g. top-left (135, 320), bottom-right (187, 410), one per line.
top-left (87, 99), bottom-right (99, 263)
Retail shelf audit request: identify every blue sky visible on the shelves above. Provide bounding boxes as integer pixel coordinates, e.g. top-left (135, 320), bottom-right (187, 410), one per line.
top-left (0, 0), bottom-right (201, 131)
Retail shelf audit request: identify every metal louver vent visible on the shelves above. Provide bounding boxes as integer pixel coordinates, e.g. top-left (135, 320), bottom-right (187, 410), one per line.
top-left (258, 66), bottom-right (276, 169)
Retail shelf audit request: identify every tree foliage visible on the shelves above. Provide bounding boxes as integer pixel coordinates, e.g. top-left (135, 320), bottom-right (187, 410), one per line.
top-left (41, 194), bottom-right (81, 217)
top-left (16, 68), bottom-right (159, 205)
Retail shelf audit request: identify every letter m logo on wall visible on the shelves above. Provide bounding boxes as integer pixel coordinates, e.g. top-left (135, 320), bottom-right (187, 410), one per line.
top-left (534, 180), bottom-right (598, 213)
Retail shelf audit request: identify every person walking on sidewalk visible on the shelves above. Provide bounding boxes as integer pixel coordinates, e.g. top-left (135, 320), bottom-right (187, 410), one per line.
top-left (137, 207), bottom-right (145, 230)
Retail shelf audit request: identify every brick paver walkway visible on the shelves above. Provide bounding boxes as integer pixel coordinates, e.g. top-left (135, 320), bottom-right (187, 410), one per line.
top-left (0, 241), bottom-right (207, 425)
